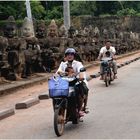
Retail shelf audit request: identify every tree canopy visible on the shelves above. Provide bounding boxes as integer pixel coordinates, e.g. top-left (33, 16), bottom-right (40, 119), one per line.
top-left (0, 1), bottom-right (140, 20)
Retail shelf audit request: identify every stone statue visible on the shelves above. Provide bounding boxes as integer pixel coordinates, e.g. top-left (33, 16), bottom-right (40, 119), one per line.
top-left (21, 17), bottom-right (34, 37)
top-left (36, 20), bottom-right (47, 40)
top-left (74, 31), bottom-right (85, 61)
top-left (68, 25), bottom-right (76, 39)
top-left (36, 20), bottom-right (52, 72)
top-left (94, 26), bottom-right (100, 38)
top-left (21, 17), bottom-right (40, 78)
top-left (46, 19), bottom-right (61, 69)
top-left (59, 24), bottom-right (68, 38)
top-left (4, 16), bottom-right (23, 80)
top-left (59, 24), bottom-right (73, 54)
top-left (59, 25), bottom-right (74, 63)
top-left (47, 19), bottom-right (60, 52)
top-left (83, 27), bottom-right (90, 37)
top-left (103, 28), bottom-right (109, 39)
top-left (0, 36), bottom-right (10, 82)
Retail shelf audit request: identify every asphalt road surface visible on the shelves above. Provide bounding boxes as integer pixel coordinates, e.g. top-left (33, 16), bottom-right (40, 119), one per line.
top-left (0, 60), bottom-right (140, 139)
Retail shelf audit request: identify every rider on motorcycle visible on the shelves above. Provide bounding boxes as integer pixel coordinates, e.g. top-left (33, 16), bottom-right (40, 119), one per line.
top-left (98, 40), bottom-right (117, 80)
top-left (56, 48), bottom-right (89, 115)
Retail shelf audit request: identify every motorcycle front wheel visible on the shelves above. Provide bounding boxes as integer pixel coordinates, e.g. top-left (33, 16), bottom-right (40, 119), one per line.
top-left (104, 74), bottom-right (109, 87)
top-left (54, 106), bottom-right (66, 136)
top-left (109, 73), bottom-right (112, 85)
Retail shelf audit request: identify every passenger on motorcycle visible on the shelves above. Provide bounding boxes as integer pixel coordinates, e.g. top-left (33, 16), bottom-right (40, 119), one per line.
top-left (98, 40), bottom-right (117, 80)
top-left (56, 48), bottom-right (89, 116)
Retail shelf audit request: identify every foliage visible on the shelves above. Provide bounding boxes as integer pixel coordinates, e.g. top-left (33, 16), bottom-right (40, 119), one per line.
top-left (0, 1), bottom-right (140, 21)
top-left (122, 1), bottom-right (140, 11)
top-left (42, 1), bottom-right (63, 19)
top-left (70, 1), bottom-right (96, 16)
top-left (0, 1), bottom-right (46, 20)
top-left (45, 5), bottom-right (63, 20)
top-left (94, 1), bottom-right (121, 16)
top-left (136, 13), bottom-right (140, 16)
top-left (117, 8), bottom-right (137, 16)
top-left (99, 14), bottom-right (112, 17)
top-left (30, 1), bottom-right (46, 19)
top-left (0, 1), bottom-right (25, 19)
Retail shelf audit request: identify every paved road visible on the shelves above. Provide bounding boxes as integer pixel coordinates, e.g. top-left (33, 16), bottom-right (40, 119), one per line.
top-left (0, 60), bottom-right (140, 139)
top-left (0, 52), bottom-right (140, 110)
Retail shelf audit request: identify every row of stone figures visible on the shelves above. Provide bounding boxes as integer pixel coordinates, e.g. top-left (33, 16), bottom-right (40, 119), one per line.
top-left (0, 16), bottom-right (140, 81)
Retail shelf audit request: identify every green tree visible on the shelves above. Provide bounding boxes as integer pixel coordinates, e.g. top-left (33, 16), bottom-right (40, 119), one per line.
top-left (0, 1), bottom-right (25, 19)
top-left (117, 8), bottom-right (137, 16)
top-left (44, 1), bottom-right (63, 19)
top-left (122, 1), bottom-right (140, 11)
top-left (45, 5), bottom-right (63, 19)
top-left (0, 1), bottom-right (140, 20)
top-left (30, 1), bottom-right (46, 19)
top-left (0, 1), bottom-right (46, 20)
top-left (70, 1), bottom-right (96, 16)
top-left (94, 1), bottom-right (121, 16)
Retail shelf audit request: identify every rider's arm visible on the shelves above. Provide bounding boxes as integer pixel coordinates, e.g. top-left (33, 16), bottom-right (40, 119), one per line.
top-left (77, 62), bottom-right (86, 81)
top-left (111, 47), bottom-right (116, 60)
top-left (112, 54), bottom-right (116, 60)
top-left (112, 47), bottom-right (116, 54)
top-left (98, 53), bottom-right (103, 60)
top-left (56, 62), bottom-right (67, 75)
top-left (98, 47), bottom-right (104, 60)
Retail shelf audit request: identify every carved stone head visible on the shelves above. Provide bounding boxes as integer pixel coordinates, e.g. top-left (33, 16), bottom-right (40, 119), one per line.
top-left (68, 26), bottom-right (76, 38)
top-left (59, 24), bottom-right (68, 37)
top-left (36, 20), bottom-right (46, 38)
top-left (94, 26), bottom-right (100, 37)
top-left (22, 17), bottom-right (34, 37)
top-left (48, 19), bottom-right (58, 37)
top-left (4, 16), bottom-right (17, 38)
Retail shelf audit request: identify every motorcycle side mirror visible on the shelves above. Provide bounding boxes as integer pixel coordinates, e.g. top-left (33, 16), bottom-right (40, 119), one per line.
top-left (80, 67), bottom-right (86, 72)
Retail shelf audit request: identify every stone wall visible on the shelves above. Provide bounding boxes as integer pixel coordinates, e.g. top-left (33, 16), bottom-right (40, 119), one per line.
top-left (71, 16), bottom-right (140, 33)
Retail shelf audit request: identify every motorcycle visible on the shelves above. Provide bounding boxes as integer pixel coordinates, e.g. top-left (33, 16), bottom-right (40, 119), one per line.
top-left (101, 57), bottom-right (115, 87)
top-left (48, 67), bottom-right (86, 136)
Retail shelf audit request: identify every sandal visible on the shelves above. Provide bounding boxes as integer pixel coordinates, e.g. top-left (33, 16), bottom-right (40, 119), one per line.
top-left (79, 111), bottom-right (84, 117)
top-left (84, 108), bottom-right (90, 114)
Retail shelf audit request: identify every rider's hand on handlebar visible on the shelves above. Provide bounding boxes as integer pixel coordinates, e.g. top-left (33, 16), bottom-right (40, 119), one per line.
top-left (112, 55), bottom-right (116, 60)
top-left (67, 73), bottom-right (76, 78)
top-left (79, 77), bottom-right (85, 81)
top-left (60, 72), bottom-right (68, 77)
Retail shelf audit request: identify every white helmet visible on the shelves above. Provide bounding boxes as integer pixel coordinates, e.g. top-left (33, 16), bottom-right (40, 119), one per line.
top-left (65, 48), bottom-right (76, 55)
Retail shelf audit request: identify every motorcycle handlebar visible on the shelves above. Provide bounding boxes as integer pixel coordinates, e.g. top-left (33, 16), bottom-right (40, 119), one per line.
top-left (100, 58), bottom-right (113, 61)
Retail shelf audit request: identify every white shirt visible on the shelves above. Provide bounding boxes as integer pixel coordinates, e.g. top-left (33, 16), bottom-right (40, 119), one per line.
top-left (100, 46), bottom-right (116, 58)
top-left (57, 60), bottom-right (83, 73)
top-left (56, 60), bottom-right (88, 86)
